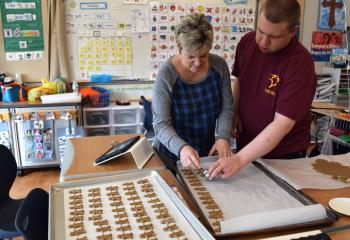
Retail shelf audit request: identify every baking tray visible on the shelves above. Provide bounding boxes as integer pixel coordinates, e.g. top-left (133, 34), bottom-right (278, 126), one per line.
top-left (176, 156), bottom-right (337, 237)
top-left (49, 170), bottom-right (214, 240)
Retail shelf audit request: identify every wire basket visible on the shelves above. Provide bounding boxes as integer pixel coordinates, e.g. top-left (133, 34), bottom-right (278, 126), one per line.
top-left (82, 86), bottom-right (110, 108)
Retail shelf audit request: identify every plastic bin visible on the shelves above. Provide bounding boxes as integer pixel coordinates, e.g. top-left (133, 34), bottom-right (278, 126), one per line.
top-left (81, 86), bottom-right (110, 108)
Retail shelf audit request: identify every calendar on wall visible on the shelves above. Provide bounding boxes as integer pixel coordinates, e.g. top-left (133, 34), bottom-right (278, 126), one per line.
top-left (64, 0), bottom-right (256, 80)
top-left (77, 36), bottom-right (133, 78)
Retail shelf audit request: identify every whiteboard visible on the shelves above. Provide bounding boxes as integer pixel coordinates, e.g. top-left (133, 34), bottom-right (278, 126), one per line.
top-left (65, 0), bottom-right (257, 81)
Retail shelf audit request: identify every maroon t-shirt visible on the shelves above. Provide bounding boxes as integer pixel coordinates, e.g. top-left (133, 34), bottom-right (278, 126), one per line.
top-left (232, 31), bottom-right (316, 158)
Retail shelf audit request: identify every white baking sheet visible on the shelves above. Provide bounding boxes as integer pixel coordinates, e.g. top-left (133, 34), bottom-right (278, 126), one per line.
top-left (60, 174), bottom-right (210, 239)
top-left (258, 153), bottom-right (350, 190)
top-left (178, 157), bottom-right (328, 234)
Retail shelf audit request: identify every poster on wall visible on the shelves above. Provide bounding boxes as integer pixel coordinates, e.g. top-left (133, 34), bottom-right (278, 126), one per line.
top-left (148, 2), bottom-right (255, 78)
top-left (318, 0), bottom-right (346, 31)
top-left (311, 31), bottom-right (343, 62)
top-left (65, 0), bottom-right (134, 78)
top-left (330, 48), bottom-right (347, 67)
top-left (0, 0), bottom-right (44, 61)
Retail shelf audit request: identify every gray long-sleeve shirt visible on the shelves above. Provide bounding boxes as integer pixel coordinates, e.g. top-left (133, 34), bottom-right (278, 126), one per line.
top-left (152, 53), bottom-right (234, 157)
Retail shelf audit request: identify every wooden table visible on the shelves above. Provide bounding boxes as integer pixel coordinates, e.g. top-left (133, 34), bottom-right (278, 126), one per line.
top-left (60, 134), bottom-right (165, 182)
top-left (59, 134), bottom-right (350, 239)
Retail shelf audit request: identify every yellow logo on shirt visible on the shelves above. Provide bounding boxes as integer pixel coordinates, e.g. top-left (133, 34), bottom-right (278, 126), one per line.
top-left (264, 74), bottom-right (280, 96)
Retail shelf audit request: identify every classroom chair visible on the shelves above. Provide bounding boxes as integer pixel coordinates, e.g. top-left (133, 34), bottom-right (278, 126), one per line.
top-left (0, 145), bottom-right (23, 239)
top-left (140, 95), bottom-right (155, 142)
top-left (15, 188), bottom-right (49, 240)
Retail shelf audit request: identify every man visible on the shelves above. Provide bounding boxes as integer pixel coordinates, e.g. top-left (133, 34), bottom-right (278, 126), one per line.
top-left (208, 0), bottom-right (316, 178)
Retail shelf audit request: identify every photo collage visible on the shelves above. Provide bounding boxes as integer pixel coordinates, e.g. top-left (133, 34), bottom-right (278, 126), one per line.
top-left (24, 112), bottom-right (55, 161)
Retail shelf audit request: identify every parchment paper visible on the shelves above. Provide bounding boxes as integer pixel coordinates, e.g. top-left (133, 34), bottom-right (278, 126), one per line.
top-left (178, 156), bottom-right (328, 234)
top-left (63, 176), bottom-right (202, 240)
top-left (258, 153), bottom-right (350, 190)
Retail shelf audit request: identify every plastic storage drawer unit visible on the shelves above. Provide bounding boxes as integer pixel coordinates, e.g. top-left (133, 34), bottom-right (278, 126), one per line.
top-left (113, 108), bottom-right (138, 125)
top-left (114, 125), bottom-right (139, 135)
top-left (84, 110), bottom-right (110, 126)
top-left (86, 127), bottom-right (111, 136)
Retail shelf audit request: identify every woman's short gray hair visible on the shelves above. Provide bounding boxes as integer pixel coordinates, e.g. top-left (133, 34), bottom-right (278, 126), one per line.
top-left (174, 13), bottom-right (213, 52)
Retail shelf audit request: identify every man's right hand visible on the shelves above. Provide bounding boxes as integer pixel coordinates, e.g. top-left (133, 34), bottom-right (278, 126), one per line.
top-left (207, 154), bottom-right (245, 179)
top-left (179, 145), bottom-right (201, 169)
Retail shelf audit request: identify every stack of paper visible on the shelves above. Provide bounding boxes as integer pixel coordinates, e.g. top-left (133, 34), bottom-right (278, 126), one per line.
top-left (41, 92), bottom-right (82, 104)
top-left (314, 74), bottom-right (335, 102)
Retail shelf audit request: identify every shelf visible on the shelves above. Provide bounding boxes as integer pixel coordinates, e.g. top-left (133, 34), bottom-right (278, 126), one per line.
top-left (84, 124), bottom-right (111, 128)
top-left (0, 101), bottom-right (81, 109)
top-left (19, 160), bottom-right (60, 168)
top-left (324, 133), bottom-right (350, 148)
top-left (111, 123), bottom-right (143, 127)
top-left (83, 106), bottom-right (111, 111)
top-left (77, 79), bottom-right (154, 86)
top-left (331, 114), bottom-right (350, 122)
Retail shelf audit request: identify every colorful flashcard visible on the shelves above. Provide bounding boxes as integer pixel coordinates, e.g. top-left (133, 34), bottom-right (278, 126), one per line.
top-left (148, 3), bottom-right (255, 79)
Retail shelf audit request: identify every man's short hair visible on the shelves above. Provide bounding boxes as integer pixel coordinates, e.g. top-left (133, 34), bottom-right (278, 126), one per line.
top-left (259, 0), bottom-right (301, 30)
top-left (174, 13), bottom-right (213, 52)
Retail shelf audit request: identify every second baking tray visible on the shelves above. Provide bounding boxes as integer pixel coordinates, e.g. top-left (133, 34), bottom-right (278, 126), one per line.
top-left (176, 156), bottom-right (337, 237)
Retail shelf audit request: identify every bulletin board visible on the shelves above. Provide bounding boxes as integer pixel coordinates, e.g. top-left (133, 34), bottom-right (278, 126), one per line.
top-left (0, 0), bottom-right (48, 83)
top-left (0, 0), bottom-right (44, 61)
top-left (65, 0), bottom-right (257, 81)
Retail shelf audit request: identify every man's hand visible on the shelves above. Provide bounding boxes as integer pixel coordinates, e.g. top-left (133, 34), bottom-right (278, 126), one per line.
top-left (207, 154), bottom-right (244, 179)
top-left (179, 145), bottom-right (201, 169)
top-left (208, 138), bottom-right (233, 158)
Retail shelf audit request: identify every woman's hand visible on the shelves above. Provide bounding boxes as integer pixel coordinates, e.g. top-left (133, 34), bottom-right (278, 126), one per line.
top-left (179, 145), bottom-right (201, 169)
top-left (208, 138), bottom-right (232, 158)
top-left (231, 114), bottom-right (242, 138)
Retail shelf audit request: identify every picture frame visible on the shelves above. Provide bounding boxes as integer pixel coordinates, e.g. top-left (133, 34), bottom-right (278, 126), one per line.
top-left (318, 0), bottom-right (346, 31)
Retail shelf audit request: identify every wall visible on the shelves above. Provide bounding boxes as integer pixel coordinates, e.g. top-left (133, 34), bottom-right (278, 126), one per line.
top-left (301, 0), bottom-right (350, 73)
top-left (0, 0), bottom-right (348, 81)
top-left (66, 0), bottom-right (257, 80)
top-left (2, 0), bottom-right (258, 82)
top-left (0, 0), bottom-right (49, 82)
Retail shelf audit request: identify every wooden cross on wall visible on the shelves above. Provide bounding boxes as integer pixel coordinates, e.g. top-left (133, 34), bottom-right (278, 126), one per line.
top-left (322, 0), bottom-right (344, 28)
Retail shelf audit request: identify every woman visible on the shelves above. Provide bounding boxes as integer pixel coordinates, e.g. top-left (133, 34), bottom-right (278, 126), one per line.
top-left (152, 13), bottom-right (234, 171)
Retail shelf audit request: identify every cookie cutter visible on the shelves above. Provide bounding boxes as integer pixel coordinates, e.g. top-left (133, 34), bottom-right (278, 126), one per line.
top-left (202, 169), bottom-right (213, 181)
